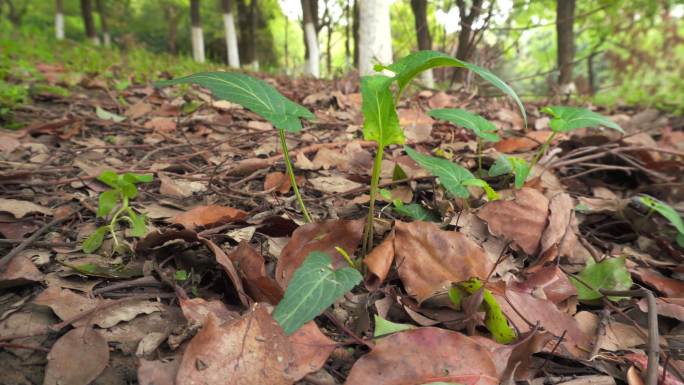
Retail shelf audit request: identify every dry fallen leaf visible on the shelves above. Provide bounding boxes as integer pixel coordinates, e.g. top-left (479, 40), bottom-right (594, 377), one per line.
top-left (144, 117), bottom-right (177, 132)
top-left (513, 265), bottom-right (577, 304)
top-left (394, 220), bottom-right (492, 303)
top-left (631, 267), bottom-right (684, 298)
top-left (539, 192), bottom-right (577, 260)
top-left (0, 198), bottom-right (54, 218)
top-left (478, 188), bottom-right (549, 255)
top-left (574, 311), bottom-right (645, 352)
top-left (264, 171), bottom-right (293, 193)
top-left (363, 230), bottom-right (395, 291)
top-left (179, 297), bottom-right (239, 326)
top-left (0, 255), bottom-right (44, 289)
top-left (176, 304), bottom-right (293, 385)
top-left (228, 241), bottom-right (284, 304)
top-left (158, 172), bottom-right (205, 198)
top-left (345, 327), bottom-right (499, 385)
top-left (308, 176), bottom-right (362, 194)
top-left (287, 321), bottom-right (336, 380)
top-left (44, 327), bottom-right (109, 385)
top-left (172, 205), bottom-right (247, 230)
top-left (138, 357), bottom-right (181, 385)
top-left (398, 108), bottom-right (434, 143)
top-left (494, 131), bottom-right (555, 153)
top-left (276, 219), bottom-right (364, 288)
top-left (126, 100), bottom-right (153, 120)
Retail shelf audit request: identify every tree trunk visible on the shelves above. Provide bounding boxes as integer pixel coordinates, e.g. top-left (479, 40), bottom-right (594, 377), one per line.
top-left (352, 0), bottom-right (359, 67)
top-left (345, 0), bottom-right (351, 68)
top-left (358, 0), bottom-right (393, 75)
top-left (410, 0), bottom-right (433, 87)
top-left (55, 0), bottom-right (65, 40)
top-left (248, 0), bottom-right (258, 69)
top-left (80, 0), bottom-right (99, 45)
top-left (301, 0), bottom-right (320, 78)
top-left (190, 0), bottom-right (205, 63)
top-left (452, 0), bottom-right (483, 83)
top-left (95, 0), bottom-right (110, 47)
top-left (587, 51), bottom-right (596, 95)
top-left (221, 0), bottom-right (240, 67)
top-left (556, 0), bottom-right (576, 94)
top-left (165, 4), bottom-right (179, 53)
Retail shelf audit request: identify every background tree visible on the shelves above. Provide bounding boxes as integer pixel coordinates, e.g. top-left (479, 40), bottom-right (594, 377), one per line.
top-left (410, 0), bottom-right (433, 87)
top-left (556, 0), bottom-right (576, 95)
top-left (358, 0), bottom-right (393, 75)
top-left (301, 0), bottom-right (319, 77)
top-left (221, 0), bottom-right (240, 67)
top-left (80, 0), bottom-right (99, 45)
top-left (451, 0), bottom-right (494, 84)
top-left (190, 0), bottom-right (205, 63)
top-left (55, 0), bottom-right (64, 40)
top-left (164, 2), bottom-right (181, 54)
top-left (95, 0), bottom-right (110, 47)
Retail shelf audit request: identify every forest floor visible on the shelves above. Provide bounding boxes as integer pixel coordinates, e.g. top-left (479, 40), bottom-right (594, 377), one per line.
top-left (1, 58), bottom-right (684, 385)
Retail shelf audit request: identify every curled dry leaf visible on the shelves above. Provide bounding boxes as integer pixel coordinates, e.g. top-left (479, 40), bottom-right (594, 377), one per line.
top-left (286, 321), bottom-right (336, 380)
top-left (264, 171), bottom-right (292, 193)
top-left (179, 297), bottom-right (239, 327)
top-left (494, 131), bottom-right (555, 153)
top-left (276, 219), bottom-right (364, 288)
top-left (345, 327), bottom-right (499, 385)
top-left (228, 241), bottom-right (284, 304)
top-left (0, 255), bottom-right (44, 289)
top-left (44, 327), bottom-right (109, 385)
top-left (539, 192), bottom-right (577, 260)
top-left (638, 297), bottom-right (684, 322)
top-left (0, 198), bottom-right (54, 218)
top-left (478, 188), bottom-right (549, 255)
top-left (200, 237), bottom-right (251, 307)
top-left (158, 172), bottom-right (205, 198)
top-left (513, 265), bottom-right (577, 304)
top-left (394, 220), bottom-right (492, 303)
top-left (172, 205), bottom-right (247, 231)
top-left (631, 267), bottom-right (684, 298)
top-left (363, 230), bottom-right (395, 291)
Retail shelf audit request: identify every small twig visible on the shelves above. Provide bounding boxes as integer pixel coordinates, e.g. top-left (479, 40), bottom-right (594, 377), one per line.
top-left (0, 211), bottom-right (76, 271)
top-left (324, 311), bottom-right (373, 350)
top-left (0, 342), bottom-right (50, 353)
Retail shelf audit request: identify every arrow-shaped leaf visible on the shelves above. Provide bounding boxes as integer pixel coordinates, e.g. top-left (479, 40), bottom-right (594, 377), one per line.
top-left (542, 106), bottom-right (623, 133)
top-left (361, 75), bottom-right (404, 148)
top-left (488, 155), bottom-right (531, 189)
top-left (428, 108), bottom-right (500, 143)
top-left (156, 72), bottom-right (315, 132)
top-left (379, 50), bottom-right (526, 125)
top-left (273, 251), bottom-right (362, 335)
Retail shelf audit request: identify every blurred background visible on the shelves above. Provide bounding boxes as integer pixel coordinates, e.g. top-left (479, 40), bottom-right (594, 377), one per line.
top-left (1, 0), bottom-right (683, 113)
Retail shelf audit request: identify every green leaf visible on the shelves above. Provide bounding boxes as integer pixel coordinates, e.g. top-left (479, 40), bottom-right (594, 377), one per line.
top-left (273, 251), bottom-right (362, 335)
top-left (97, 170), bottom-right (120, 189)
top-left (373, 314), bottom-right (415, 338)
top-left (488, 155), bottom-right (530, 189)
top-left (449, 278), bottom-right (516, 344)
top-left (380, 50), bottom-right (526, 125)
top-left (360, 75), bottom-right (404, 148)
top-left (97, 190), bottom-right (119, 218)
top-left (119, 181), bottom-right (138, 199)
top-left (82, 226), bottom-right (108, 253)
top-left (639, 195), bottom-right (684, 244)
top-left (156, 72), bottom-right (314, 133)
top-left (404, 146), bottom-right (473, 198)
top-left (122, 173), bottom-right (153, 184)
top-left (127, 210), bottom-right (147, 237)
top-left (462, 178), bottom-right (500, 201)
top-left (392, 163), bottom-right (408, 181)
top-left (570, 257), bottom-right (633, 301)
top-left (393, 203), bottom-right (440, 222)
top-left (96, 106), bottom-right (126, 123)
top-left (175, 270), bottom-right (189, 281)
top-left (542, 106), bottom-right (624, 133)
top-left (428, 109), bottom-right (500, 143)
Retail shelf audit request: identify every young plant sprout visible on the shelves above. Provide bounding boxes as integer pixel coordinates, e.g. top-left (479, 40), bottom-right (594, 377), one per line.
top-left (82, 170), bottom-right (152, 253)
top-left (156, 72), bottom-right (315, 223)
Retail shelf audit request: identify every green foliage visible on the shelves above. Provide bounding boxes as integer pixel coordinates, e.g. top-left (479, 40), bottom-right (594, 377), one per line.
top-left (428, 109), bottom-right (500, 143)
top-left (488, 155), bottom-right (531, 189)
top-left (393, 202), bottom-right (440, 222)
top-left (448, 278), bottom-right (516, 344)
top-left (404, 147), bottom-right (498, 200)
top-left (360, 75), bottom-right (404, 147)
top-left (378, 50), bottom-right (527, 124)
top-left (156, 72), bottom-right (314, 133)
top-left (570, 257), bottom-right (633, 301)
top-left (373, 314), bottom-right (415, 338)
top-left (96, 106), bottom-right (126, 123)
top-left (639, 195), bottom-right (684, 247)
top-left (273, 251), bottom-right (362, 335)
top-left (83, 171), bottom-right (152, 254)
top-left (542, 106), bottom-right (624, 133)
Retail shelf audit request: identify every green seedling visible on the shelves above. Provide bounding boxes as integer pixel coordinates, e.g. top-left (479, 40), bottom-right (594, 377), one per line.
top-left (379, 188), bottom-right (440, 222)
top-left (530, 106), bottom-right (624, 170)
top-left (82, 170), bottom-right (153, 254)
top-left (428, 108), bottom-right (500, 176)
top-left (361, 50), bottom-right (526, 254)
top-left (639, 195), bottom-right (684, 247)
top-left (156, 72), bottom-right (315, 223)
top-left (570, 257), bottom-right (632, 301)
top-left (488, 154), bottom-right (531, 189)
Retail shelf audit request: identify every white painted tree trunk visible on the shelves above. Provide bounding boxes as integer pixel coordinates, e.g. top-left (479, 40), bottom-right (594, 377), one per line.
top-left (421, 70), bottom-right (434, 88)
top-left (358, 0), bottom-right (393, 75)
top-left (91, 36), bottom-right (100, 45)
top-left (192, 27), bottom-right (205, 63)
top-left (304, 22), bottom-right (319, 78)
top-left (55, 13), bottom-right (64, 40)
top-left (103, 32), bottom-right (111, 47)
top-left (223, 13), bottom-right (240, 67)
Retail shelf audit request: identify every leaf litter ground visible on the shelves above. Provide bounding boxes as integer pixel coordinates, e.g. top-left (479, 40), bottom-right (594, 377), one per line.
top-left (1, 64), bottom-right (684, 385)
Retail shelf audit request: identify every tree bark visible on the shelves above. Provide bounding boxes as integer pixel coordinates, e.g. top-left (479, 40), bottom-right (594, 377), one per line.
top-left (221, 0), bottom-right (240, 67)
top-left (410, 0), bottom-right (433, 87)
top-left (95, 0), bottom-right (110, 46)
top-left (301, 0), bottom-right (320, 78)
top-left (352, 0), bottom-right (359, 68)
top-left (80, 0), bottom-right (99, 45)
top-left (556, 0), bottom-right (576, 94)
top-left (190, 0), bottom-right (205, 63)
top-left (248, 0), bottom-right (258, 68)
top-left (452, 0), bottom-right (483, 83)
top-left (358, 0), bottom-right (393, 75)
top-left (55, 0), bottom-right (64, 40)
top-left (165, 4), bottom-right (180, 53)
